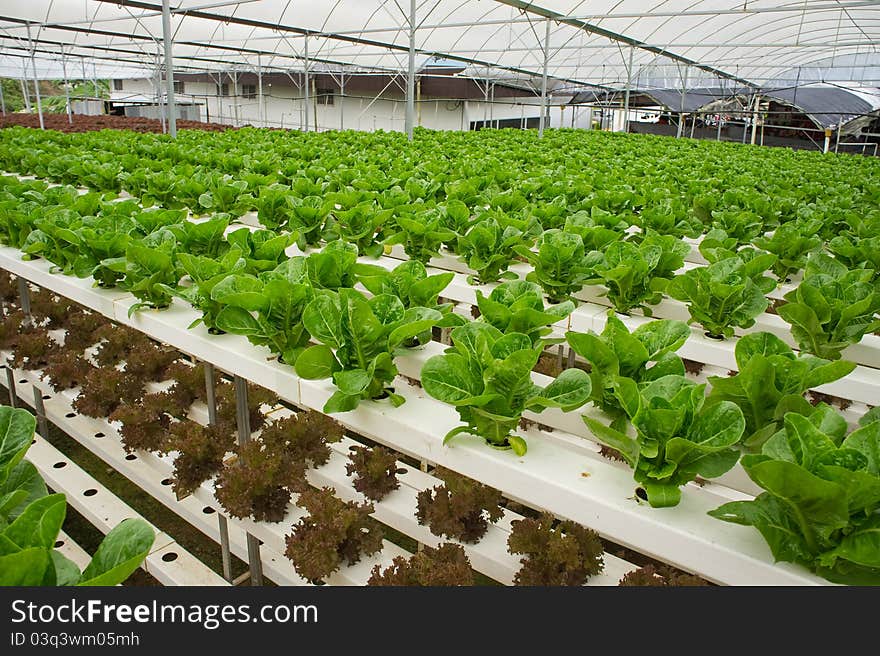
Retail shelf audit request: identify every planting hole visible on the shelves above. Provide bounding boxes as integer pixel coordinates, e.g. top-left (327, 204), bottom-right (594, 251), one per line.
top-left (202, 507), bottom-right (215, 515)
top-left (54, 540), bottom-right (64, 548)
top-left (161, 478), bottom-right (172, 486)
top-left (125, 454), bottom-right (137, 461)
top-left (65, 412), bottom-right (75, 418)
top-left (42, 395), bottom-right (50, 400)
top-left (19, 379), bottom-right (26, 384)
top-left (94, 432), bottom-right (104, 438)
top-left (396, 467), bottom-right (408, 475)
top-left (704, 332), bottom-right (725, 342)
top-left (52, 461), bottom-right (66, 469)
top-left (161, 552), bottom-right (178, 563)
top-left (635, 487), bottom-right (648, 502)
top-left (83, 489), bottom-right (98, 497)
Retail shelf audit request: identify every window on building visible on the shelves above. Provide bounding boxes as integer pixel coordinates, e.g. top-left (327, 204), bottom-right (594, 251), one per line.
top-left (242, 84), bottom-right (257, 99)
top-left (217, 82), bottom-right (229, 96)
top-left (316, 88), bottom-right (335, 105)
top-left (113, 79), bottom-right (123, 91)
top-left (173, 80), bottom-right (185, 94)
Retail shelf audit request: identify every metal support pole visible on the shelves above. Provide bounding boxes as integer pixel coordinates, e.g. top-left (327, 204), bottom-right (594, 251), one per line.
top-left (203, 363), bottom-right (232, 583)
top-left (19, 74), bottom-right (31, 113)
top-left (623, 46), bottom-right (634, 133)
top-left (835, 125), bottom-right (841, 154)
top-left (406, 0), bottom-right (416, 141)
top-left (161, 0), bottom-right (177, 138)
top-left (257, 56), bottom-right (264, 128)
top-left (483, 80), bottom-right (489, 129)
top-left (18, 277), bottom-right (31, 326)
top-left (490, 81), bottom-right (495, 129)
top-left (92, 63), bottom-right (99, 108)
top-left (824, 128), bottom-right (832, 154)
top-left (339, 74), bottom-right (345, 131)
top-left (539, 17), bottom-right (551, 138)
top-left (233, 375), bottom-right (263, 586)
top-left (60, 48), bottom-right (72, 125)
top-left (303, 35), bottom-right (310, 133)
top-left (0, 81), bottom-right (6, 116)
top-left (4, 368), bottom-right (16, 407)
top-left (676, 65), bottom-right (688, 138)
top-left (751, 95), bottom-right (760, 145)
top-left (32, 386), bottom-right (48, 439)
top-left (26, 23), bottom-right (44, 130)
top-left (312, 77), bottom-right (318, 132)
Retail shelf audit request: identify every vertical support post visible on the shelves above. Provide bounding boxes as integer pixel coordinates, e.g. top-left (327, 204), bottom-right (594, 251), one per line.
top-left (623, 45), bottom-right (634, 133)
top-left (60, 48), bottom-right (72, 125)
top-left (155, 53), bottom-right (165, 133)
top-left (751, 95), bottom-right (760, 145)
top-left (835, 124), bottom-right (841, 153)
top-left (19, 72), bottom-right (31, 113)
top-left (0, 79), bottom-right (6, 115)
top-left (539, 17), bottom-right (551, 138)
top-left (406, 0), bottom-right (416, 141)
top-left (92, 63), bottom-right (99, 108)
top-left (26, 23), bottom-right (44, 130)
top-left (303, 35), bottom-right (310, 133)
top-left (312, 77), bottom-right (318, 132)
top-left (232, 70), bottom-right (240, 126)
top-left (4, 367), bottom-right (15, 408)
top-left (257, 55), bottom-right (264, 128)
top-left (824, 128), bottom-right (832, 154)
top-left (490, 81), bottom-right (495, 129)
top-left (482, 80), bottom-right (489, 129)
top-left (233, 375), bottom-right (263, 586)
top-left (161, 0), bottom-right (177, 138)
top-left (339, 73), bottom-right (345, 131)
top-left (18, 277), bottom-right (32, 326)
top-left (203, 363), bottom-right (232, 583)
top-left (676, 64), bottom-right (688, 138)
top-left (32, 387), bottom-right (48, 439)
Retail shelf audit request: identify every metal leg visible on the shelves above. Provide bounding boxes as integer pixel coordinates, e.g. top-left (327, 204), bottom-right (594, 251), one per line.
top-left (17, 277), bottom-right (31, 326)
top-left (204, 362), bottom-right (218, 427)
top-left (32, 385), bottom-right (48, 438)
top-left (567, 348), bottom-right (576, 370)
top-left (218, 515), bottom-right (233, 582)
top-left (4, 367), bottom-right (16, 407)
top-left (204, 362), bottom-right (234, 582)
top-left (556, 345), bottom-right (565, 372)
top-left (234, 374), bottom-right (263, 586)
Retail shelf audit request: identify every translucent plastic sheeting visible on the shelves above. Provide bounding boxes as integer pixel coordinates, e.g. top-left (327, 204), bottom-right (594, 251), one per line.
top-left (0, 1), bottom-right (877, 88)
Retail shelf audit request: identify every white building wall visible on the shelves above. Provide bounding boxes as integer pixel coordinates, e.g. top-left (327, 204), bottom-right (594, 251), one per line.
top-left (113, 77), bottom-right (548, 133)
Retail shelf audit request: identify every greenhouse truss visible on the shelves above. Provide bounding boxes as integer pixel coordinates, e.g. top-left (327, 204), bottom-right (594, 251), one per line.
top-left (0, 2), bottom-right (879, 593)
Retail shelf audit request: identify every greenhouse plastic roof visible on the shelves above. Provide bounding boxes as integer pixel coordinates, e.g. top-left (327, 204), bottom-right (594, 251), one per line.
top-left (762, 83), bottom-right (880, 128)
top-left (0, 1), bottom-right (878, 89)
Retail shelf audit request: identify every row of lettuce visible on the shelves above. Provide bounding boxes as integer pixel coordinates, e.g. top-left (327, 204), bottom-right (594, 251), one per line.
top-left (0, 174), bottom-right (878, 585)
top-left (2, 173), bottom-right (879, 366)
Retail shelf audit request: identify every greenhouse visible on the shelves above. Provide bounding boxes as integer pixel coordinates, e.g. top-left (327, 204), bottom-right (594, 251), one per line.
top-left (0, 1), bottom-right (878, 592)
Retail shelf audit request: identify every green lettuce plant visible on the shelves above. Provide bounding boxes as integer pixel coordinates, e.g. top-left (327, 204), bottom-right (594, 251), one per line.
top-left (0, 406), bottom-right (154, 586)
top-left (584, 375), bottom-right (744, 507)
top-left (778, 254), bottom-right (880, 360)
top-left (707, 332), bottom-right (856, 449)
top-left (567, 313), bottom-right (689, 431)
top-left (295, 288), bottom-right (443, 412)
top-left (710, 407), bottom-right (880, 585)
top-left (421, 322), bottom-right (592, 456)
